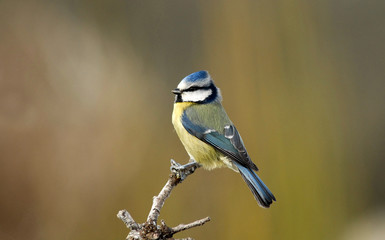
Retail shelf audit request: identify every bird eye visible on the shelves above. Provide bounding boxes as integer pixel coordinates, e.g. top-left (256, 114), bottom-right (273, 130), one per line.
top-left (186, 86), bottom-right (200, 92)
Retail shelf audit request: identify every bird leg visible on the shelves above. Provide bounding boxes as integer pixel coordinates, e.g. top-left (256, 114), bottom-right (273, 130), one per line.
top-left (170, 159), bottom-right (200, 181)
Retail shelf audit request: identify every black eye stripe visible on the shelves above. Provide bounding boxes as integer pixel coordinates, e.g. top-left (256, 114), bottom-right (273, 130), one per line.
top-left (183, 84), bottom-right (212, 92)
top-left (174, 82), bottom-right (218, 104)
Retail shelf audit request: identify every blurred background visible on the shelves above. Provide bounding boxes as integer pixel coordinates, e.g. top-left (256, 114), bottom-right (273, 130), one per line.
top-left (0, 0), bottom-right (384, 239)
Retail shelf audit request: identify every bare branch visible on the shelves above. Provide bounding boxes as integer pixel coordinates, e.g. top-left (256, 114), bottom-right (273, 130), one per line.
top-left (170, 217), bottom-right (211, 235)
top-left (117, 210), bottom-right (140, 230)
top-left (117, 159), bottom-right (208, 240)
top-left (147, 159), bottom-right (200, 224)
top-left (146, 175), bottom-right (177, 223)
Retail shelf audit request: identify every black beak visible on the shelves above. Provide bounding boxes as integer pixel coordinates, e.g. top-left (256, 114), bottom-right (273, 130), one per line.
top-left (172, 88), bottom-right (182, 94)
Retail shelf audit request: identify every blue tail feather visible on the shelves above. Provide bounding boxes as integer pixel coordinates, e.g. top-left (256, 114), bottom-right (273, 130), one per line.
top-left (234, 162), bottom-right (276, 208)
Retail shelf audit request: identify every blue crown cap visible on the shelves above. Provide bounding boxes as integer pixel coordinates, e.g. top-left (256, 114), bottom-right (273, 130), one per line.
top-left (184, 70), bottom-right (209, 82)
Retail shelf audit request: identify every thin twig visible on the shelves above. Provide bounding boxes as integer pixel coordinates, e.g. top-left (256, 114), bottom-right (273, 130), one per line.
top-left (170, 217), bottom-right (211, 235)
top-left (117, 210), bottom-right (140, 230)
top-left (147, 160), bottom-right (200, 224)
top-left (146, 176), bottom-right (177, 223)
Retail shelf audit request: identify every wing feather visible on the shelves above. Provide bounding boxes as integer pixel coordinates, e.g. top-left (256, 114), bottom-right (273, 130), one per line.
top-left (181, 112), bottom-right (258, 170)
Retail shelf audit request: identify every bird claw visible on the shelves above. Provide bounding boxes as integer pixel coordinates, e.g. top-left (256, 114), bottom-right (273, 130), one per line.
top-left (170, 159), bottom-right (200, 181)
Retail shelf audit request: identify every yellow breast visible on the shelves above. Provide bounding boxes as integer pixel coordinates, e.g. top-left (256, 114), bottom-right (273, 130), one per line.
top-left (172, 102), bottom-right (229, 170)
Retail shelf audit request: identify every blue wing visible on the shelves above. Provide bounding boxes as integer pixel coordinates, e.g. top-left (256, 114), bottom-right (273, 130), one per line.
top-left (181, 110), bottom-right (276, 207)
top-left (181, 112), bottom-right (258, 170)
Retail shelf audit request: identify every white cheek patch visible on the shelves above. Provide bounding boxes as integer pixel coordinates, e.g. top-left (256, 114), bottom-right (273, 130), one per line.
top-left (182, 89), bottom-right (213, 102)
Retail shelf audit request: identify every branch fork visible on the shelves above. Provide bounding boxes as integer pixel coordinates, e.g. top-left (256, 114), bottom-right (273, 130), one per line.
top-left (117, 159), bottom-right (209, 240)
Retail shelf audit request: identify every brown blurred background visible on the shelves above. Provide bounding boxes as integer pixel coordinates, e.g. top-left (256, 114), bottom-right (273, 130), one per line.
top-left (0, 1), bottom-right (384, 239)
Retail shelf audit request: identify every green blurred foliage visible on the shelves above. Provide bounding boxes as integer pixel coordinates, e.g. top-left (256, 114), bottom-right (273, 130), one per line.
top-left (0, 0), bottom-right (384, 240)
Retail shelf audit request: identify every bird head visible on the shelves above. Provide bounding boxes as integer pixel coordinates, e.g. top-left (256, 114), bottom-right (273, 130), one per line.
top-left (172, 70), bottom-right (222, 103)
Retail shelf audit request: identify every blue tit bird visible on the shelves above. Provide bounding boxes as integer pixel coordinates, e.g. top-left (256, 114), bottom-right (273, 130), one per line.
top-left (172, 70), bottom-right (276, 208)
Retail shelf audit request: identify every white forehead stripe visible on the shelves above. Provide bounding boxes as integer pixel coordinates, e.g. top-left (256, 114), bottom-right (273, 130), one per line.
top-left (182, 89), bottom-right (213, 102)
top-left (177, 73), bottom-right (212, 90)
